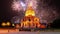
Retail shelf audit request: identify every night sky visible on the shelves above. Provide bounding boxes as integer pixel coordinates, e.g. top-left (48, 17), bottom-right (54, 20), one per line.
top-left (0, 0), bottom-right (60, 23)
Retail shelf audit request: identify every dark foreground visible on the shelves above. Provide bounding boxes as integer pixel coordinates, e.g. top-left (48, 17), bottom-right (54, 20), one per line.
top-left (0, 32), bottom-right (60, 34)
top-left (0, 28), bottom-right (60, 34)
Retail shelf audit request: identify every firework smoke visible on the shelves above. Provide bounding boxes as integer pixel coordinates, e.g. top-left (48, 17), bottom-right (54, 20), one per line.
top-left (25, 0), bottom-right (37, 10)
top-left (11, 0), bottom-right (21, 11)
top-left (36, 0), bottom-right (59, 23)
top-left (11, 0), bottom-right (26, 11)
top-left (11, 0), bottom-right (38, 23)
top-left (11, 0), bottom-right (59, 23)
top-left (11, 0), bottom-right (37, 12)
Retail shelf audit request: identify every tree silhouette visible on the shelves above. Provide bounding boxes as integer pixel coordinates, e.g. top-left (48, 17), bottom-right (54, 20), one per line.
top-left (51, 19), bottom-right (60, 28)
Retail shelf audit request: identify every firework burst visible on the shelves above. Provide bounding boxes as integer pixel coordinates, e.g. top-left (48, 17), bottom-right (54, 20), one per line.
top-left (11, 0), bottom-right (38, 12)
top-left (11, 0), bottom-right (26, 12)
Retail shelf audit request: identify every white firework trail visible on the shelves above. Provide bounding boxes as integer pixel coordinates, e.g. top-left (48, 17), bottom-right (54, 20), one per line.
top-left (25, 0), bottom-right (38, 10)
top-left (11, 0), bottom-right (26, 12)
top-left (11, 0), bottom-right (38, 12)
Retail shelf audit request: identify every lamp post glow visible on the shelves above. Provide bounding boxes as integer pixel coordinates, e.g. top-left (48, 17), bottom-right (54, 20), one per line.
top-left (2, 22), bottom-right (6, 26)
top-left (6, 22), bottom-right (10, 26)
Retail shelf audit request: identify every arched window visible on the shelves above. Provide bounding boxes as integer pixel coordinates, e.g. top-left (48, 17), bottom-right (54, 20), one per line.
top-left (34, 18), bottom-right (39, 22)
top-left (28, 19), bottom-right (31, 21)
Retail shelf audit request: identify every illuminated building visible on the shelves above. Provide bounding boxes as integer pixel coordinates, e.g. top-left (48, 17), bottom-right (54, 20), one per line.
top-left (20, 7), bottom-right (43, 28)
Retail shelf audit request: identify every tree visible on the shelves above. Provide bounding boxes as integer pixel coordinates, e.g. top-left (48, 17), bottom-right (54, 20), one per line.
top-left (51, 19), bottom-right (60, 28)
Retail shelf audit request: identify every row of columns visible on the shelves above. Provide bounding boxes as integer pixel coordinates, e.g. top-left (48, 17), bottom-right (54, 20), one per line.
top-left (20, 21), bottom-right (40, 28)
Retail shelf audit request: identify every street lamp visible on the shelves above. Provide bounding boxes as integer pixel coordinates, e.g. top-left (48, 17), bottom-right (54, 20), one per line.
top-left (1, 22), bottom-right (6, 26)
top-left (6, 22), bottom-right (10, 26)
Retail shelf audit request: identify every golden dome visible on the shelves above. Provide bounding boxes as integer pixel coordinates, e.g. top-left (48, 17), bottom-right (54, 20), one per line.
top-left (25, 7), bottom-right (35, 16)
